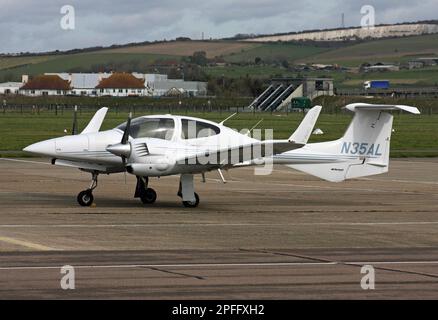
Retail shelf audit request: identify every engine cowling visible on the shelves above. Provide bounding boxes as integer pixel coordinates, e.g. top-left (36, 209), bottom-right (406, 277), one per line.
top-left (126, 157), bottom-right (175, 177)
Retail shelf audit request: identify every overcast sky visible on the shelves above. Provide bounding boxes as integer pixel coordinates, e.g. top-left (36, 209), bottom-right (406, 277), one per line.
top-left (1, 0), bottom-right (438, 53)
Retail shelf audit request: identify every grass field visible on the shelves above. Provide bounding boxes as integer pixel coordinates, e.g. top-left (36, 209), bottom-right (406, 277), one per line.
top-left (0, 110), bottom-right (436, 158)
top-left (204, 65), bottom-right (297, 78)
top-left (102, 40), bottom-right (256, 58)
top-left (0, 55), bottom-right (60, 70)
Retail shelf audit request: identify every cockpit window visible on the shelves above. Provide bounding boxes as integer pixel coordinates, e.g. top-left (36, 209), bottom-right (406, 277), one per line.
top-left (181, 119), bottom-right (220, 140)
top-left (117, 118), bottom-right (175, 140)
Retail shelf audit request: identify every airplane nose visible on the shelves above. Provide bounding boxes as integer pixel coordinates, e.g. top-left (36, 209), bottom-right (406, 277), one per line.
top-left (23, 140), bottom-right (56, 156)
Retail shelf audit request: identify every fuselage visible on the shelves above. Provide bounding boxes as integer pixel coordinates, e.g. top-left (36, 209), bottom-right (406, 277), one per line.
top-left (24, 115), bottom-right (259, 176)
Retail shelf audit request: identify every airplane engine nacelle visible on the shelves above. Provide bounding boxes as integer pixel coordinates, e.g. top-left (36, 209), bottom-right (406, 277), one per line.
top-left (126, 157), bottom-right (175, 177)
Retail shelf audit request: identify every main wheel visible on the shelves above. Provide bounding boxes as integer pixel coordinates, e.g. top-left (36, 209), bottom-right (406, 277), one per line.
top-left (182, 193), bottom-right (200, 208)
top-left (140, 188), bottom-right (157, 204)
top-left (77, 190), bottom-right (94, 207)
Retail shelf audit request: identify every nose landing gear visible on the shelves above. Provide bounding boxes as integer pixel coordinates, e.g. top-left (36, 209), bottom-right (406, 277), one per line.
top-left (77, 172), bottom-right (98, 207)
top-left (135, 176), bottom-right (157, 205)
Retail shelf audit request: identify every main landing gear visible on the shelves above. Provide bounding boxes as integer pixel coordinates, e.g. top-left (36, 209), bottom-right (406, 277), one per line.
top-left (177, 174), bottom-right (200, 208)
top-left (76, 172), bottom-right (199, 208)
top-left (135, 176), bottom-right (157, 205)
top-left (77, 171), bottom-right (98, 207)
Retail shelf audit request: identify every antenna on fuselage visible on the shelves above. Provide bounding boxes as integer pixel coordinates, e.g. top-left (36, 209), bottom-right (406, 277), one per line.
top-left (219, 113), bottom-right (237, 126)
top-left (246, 119), bottom-right (264, 137)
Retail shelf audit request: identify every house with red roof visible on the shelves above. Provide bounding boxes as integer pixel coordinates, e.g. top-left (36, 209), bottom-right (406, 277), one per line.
top-left (95, 72), bottom-right (146, 97)
top-left (19, 75), bottom-right (71, 96)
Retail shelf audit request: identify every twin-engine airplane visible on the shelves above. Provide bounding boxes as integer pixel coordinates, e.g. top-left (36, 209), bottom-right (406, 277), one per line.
top-left (23, 103), bottom-right (420, 208)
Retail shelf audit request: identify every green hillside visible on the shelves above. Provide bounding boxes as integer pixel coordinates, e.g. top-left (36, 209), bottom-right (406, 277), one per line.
top-left (223, 42), bottom-right (329, 63)
top-left (0, 52), bottom-right (181, 82)
top-left (300, 34), bottom-right (438, 65)
top-left (2, 35), bottom-right (438, 88)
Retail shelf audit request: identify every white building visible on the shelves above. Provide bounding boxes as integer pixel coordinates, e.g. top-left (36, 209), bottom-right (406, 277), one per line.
top-left (95, 73), bottom-right (147, 97)
top-left (19, 74), bottom-right (71, 96)
top-left (3, 72), bottom-right (207, 97)
top-left (46, 73), bottom-right (111, 96)
top-left (0, 82), bottom-right (23, 95)
top-left (134, 73), bottom-right (207, 97)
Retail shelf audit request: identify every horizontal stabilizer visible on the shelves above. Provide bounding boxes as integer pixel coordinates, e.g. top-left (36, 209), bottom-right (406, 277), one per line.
top-left (344, 103), bottom-right (420, 114)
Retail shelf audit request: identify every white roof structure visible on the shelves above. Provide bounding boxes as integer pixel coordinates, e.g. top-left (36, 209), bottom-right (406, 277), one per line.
top-left (30, 72), bottom-right (208, 97)
top-left (0, 82), bottom-right (23, 88)
top-left (45, 73), bottom-right (112, 89)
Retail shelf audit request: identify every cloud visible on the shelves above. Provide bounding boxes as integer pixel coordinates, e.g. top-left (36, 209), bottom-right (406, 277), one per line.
top-left (0, 0), bottom-right (437, 53)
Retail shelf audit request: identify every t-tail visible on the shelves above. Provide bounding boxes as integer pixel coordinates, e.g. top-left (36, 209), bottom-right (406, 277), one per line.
top-left (281, 103), bottom-right (420, 182)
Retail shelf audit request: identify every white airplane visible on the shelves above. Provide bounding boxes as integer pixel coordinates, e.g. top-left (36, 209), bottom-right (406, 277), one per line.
top-left (23, 103), bottom-right (420, 208)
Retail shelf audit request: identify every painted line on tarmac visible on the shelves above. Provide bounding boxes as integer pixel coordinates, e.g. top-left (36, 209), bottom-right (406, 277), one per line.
top-left (1, 260), bottom-right (438, 271)
top-left (0, 236), bottom-right (56, 251)
top-left (223, 180), bottom-right (431, 195)
top-left (0, 221), bottom-right (438, 228)
top-left (359, 177), bottom-right (438, 186)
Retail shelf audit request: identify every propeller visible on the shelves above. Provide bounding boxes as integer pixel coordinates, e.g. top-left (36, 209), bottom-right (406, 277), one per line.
top-left (106, 112), bottom-right (133, 166)
top-left (72, 105), bottom-right (78, 135)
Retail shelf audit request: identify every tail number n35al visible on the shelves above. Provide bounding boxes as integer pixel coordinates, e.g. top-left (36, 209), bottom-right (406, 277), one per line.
top-left (341, 142), bottom-right (382, 156)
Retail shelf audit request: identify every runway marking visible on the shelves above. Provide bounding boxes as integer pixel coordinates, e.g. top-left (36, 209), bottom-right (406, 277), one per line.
top-left (1, 261), bottom-right (438, 271)
top-left (0, 221), bottom-right (436, 228)
top-left (243, 249), bottom-right (438, 279)
top-left (359, 177), bottom-right (438, 186)
top-left (0, 236), bottom-right (56, 251)
top-left (213, 178), bottom-right (434, 196)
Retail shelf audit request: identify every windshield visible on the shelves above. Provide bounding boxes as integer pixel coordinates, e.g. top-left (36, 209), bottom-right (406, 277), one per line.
top-left (117, 117), bottom-right (175, 140)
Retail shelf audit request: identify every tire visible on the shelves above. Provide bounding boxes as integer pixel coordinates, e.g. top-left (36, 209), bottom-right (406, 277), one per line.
top-left (77, 190), bottom-right (94, 207)
top-left (182, 193), bottom-right (200, 208)
top-left (140, 188), bottom-right (157, 204)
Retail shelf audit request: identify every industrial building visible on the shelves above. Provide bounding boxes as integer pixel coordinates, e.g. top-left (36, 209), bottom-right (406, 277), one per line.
top-left (0, 72), bottom-right (208, 97)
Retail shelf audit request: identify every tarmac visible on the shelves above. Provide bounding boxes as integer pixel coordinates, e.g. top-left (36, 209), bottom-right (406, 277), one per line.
top-left (0, 158), bottom-right (437, 299)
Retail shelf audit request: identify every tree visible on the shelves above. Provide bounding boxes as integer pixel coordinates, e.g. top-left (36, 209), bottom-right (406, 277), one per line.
top-left (254, 57), bottom-right (262, 65)
top-left (191, 51), bottom-right (208, 66)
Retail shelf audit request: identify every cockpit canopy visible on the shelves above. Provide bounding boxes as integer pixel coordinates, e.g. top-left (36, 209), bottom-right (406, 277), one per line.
top-left (116, 116), bottom-right (221, 141)
top-left (117, 117), bottom-right (175, 140)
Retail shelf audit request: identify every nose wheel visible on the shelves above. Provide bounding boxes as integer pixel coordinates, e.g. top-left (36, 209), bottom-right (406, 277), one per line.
top-left (77, 172), bottom-right (98, 207)
top-left (140, 188), bottom-right (157, 204)
top-left (77, 190), bottom-right (94, 207)
top-left (135, 176), bottom-right (157, 205)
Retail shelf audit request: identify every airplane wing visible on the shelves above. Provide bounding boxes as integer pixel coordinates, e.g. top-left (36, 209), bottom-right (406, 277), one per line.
top-left (175, 141), bottom-right (304, 167)
top-left (174, 106), bottom-right (323, 167)
top-left (53, 159), bottom-right (124, 173)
